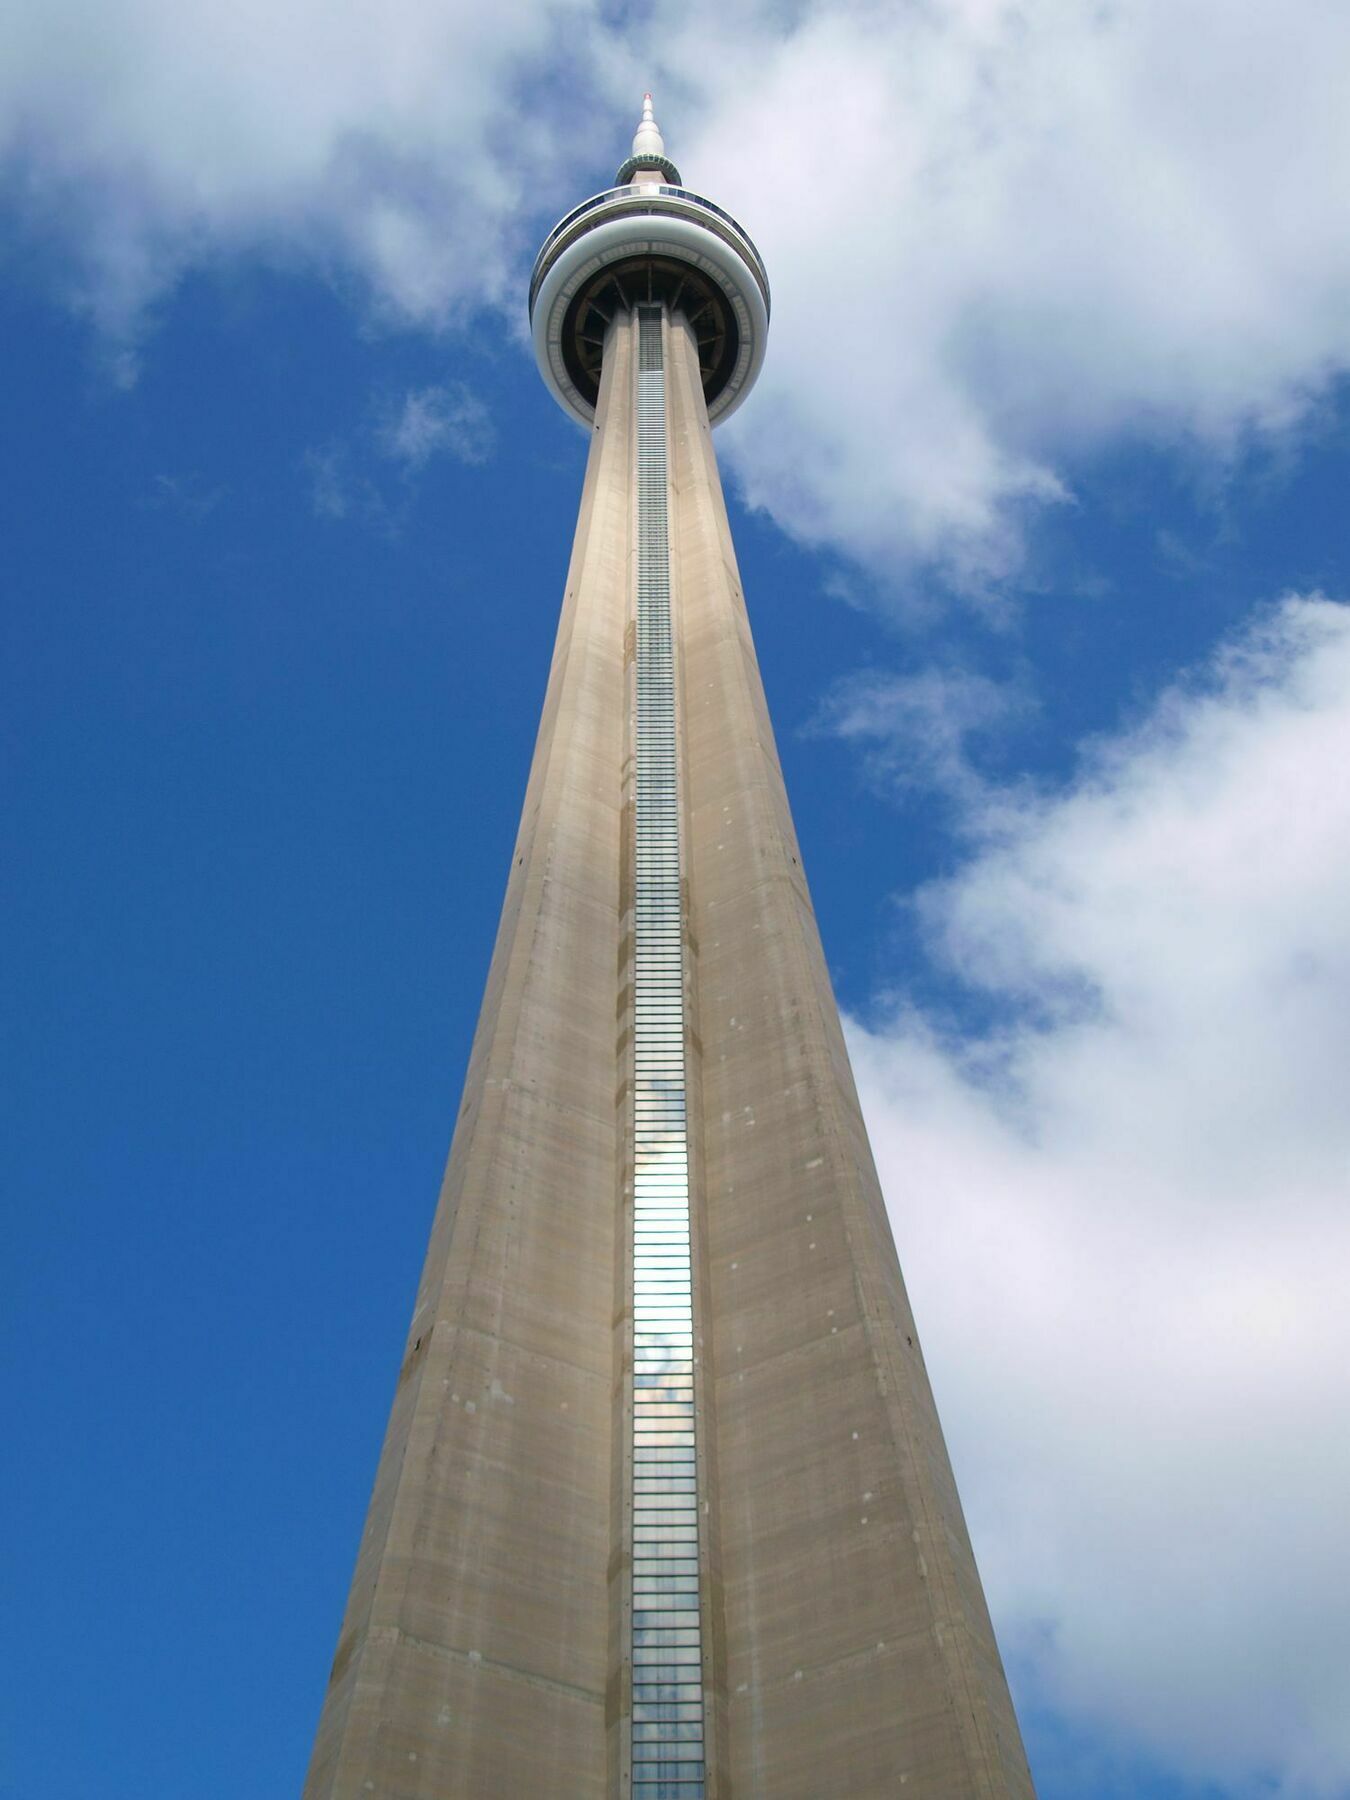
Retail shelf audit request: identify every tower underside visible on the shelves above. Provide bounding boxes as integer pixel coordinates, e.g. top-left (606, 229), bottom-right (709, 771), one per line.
top-left (304, 306), bottom-right (1035, 1799)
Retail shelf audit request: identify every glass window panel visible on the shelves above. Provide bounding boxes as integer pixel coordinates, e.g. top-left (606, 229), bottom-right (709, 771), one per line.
top-left (633, 1605), bottom-right (702, 1634)
top-left (633, 1722), bottom-right (704, 1743)
top-left (633, 1685), bottom-right (704, 1706)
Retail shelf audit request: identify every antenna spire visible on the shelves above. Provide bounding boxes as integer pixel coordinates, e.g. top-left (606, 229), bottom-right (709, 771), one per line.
top-left (612, 95), bottom-right (683, 192)
top-left (632, 92), bottom-right (666, 164)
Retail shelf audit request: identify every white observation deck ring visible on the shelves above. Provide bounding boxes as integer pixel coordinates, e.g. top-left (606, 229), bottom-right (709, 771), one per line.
top-left (530, 186), bottom-right (771, 429)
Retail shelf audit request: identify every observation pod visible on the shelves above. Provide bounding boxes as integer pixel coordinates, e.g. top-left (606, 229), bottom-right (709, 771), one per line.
top-left (529, 96), bottom-right (770, 429)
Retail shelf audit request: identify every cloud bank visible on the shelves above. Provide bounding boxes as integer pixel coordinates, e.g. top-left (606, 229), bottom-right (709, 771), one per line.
top-left (844, 594), bottom-right (1350, 1793)
top-left (4, 1), bottom-right (1350, 581)
top-left (679, 0), bottom-right (1350, 585)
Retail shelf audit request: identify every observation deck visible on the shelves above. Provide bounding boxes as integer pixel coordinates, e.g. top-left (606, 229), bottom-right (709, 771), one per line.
top-left (530, 163), bottom-right (770, 430)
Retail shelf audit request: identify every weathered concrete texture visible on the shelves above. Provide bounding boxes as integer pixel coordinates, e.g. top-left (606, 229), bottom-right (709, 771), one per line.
top-left (303, 327), bottom-right (636, 1799)
top-left (306, 304), bottom-right (1035, 1798)
top-left (666, 313), bottom-right (1036, 1798)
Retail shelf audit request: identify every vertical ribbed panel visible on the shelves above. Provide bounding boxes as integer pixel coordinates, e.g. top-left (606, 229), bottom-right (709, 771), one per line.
top-left (630, 306), bottom-right (706, 1799)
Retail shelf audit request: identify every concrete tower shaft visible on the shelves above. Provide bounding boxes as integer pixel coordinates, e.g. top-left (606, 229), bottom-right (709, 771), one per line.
top-left (304, 106), bottom-right (1035, 1800)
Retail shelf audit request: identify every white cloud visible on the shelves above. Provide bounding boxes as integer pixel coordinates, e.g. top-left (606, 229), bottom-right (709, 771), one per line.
top-left (663, 0), bottom-right (1350, 585)
top-left (301, 441), bottom-right (385, 525)
top-left (842, 594), bottom-right (1350, 1792)
top-left (811, 663), bottom-right (1030, 807)
top-left (0, 0), bottom-right (605, 341)
top-left (5, 1), bottom-right (1350, 582)
top-left (379, 383), bottom-right (494, 470)
top-left (301, 379), bottom-right (492, 526)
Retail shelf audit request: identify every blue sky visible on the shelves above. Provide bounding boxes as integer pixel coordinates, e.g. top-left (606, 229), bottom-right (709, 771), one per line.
top-left (4, 5), bottom-right (1350, 1796)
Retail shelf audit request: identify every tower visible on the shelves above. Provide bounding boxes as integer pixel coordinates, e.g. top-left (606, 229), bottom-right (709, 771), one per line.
top-left (305, 100), bottom-right (1035, 1799)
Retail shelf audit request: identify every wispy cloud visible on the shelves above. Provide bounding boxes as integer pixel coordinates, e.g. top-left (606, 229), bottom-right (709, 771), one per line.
top-left (303, 379), bottom-right (493, 525)
top-left (142, 472), bottom-right (227, 519)
top-left (811, 664), bottom-right (1032, 812)
top-left (301, 442), bottom-right (383, 525)
top-left (378, 383), bottom-right (494, 471)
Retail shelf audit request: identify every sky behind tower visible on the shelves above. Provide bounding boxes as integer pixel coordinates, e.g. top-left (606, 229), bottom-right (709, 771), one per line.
top-left (4, 4), bottom-right (1350, 1796)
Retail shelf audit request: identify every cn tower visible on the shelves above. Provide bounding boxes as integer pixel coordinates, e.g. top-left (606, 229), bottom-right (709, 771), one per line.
top-left (305, 99), bottom-right (1035, 1800)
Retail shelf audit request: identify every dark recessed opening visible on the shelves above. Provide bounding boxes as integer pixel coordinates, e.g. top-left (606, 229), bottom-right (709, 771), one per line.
top-left (561, 255), bottom-right (738, 412)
